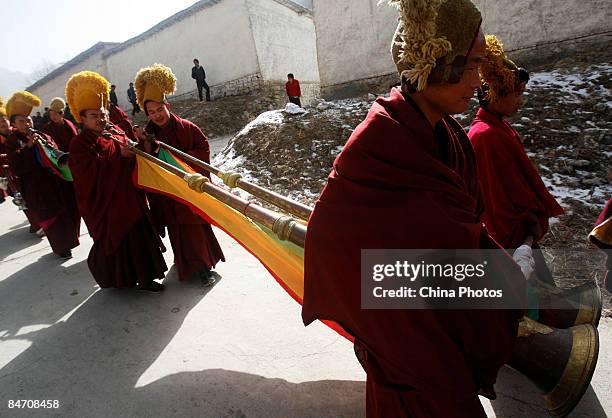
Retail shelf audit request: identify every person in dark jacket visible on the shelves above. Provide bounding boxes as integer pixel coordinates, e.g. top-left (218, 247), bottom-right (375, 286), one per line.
top-left (109, 84), bottom-right (119, 106)
top-left (127, 82), bottom-right (141, 116)
top-left (191, 58), bottom-right (211, 102)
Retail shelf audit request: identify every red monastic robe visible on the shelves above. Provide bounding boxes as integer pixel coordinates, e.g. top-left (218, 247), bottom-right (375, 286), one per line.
top-left (0, 133), bottom-right (8, 200)
top-left (303, 89), bottom-right (524, 417)
top-left (6, 130), bottom-right (80, 254)
top-left (41, 118), bottom-right (78, 152)
top-left (468, 108), bottom-right (564, 248)
top-left (145, 113), bottom-right (225, 280)
top-left (68, 129), bottom-right (166, 288)
top-left (591, 199), bottom-right (612, 296)
top-left (108, 103), bottom-right (136, 140)
top-left (1, 132), bottom-right (39, 230)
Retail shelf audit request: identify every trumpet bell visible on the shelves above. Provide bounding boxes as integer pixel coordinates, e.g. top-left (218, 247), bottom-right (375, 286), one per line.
top-left (55, 151), bottom-right (70, 168)
top-left (509, 318), bottom-right (599, 417)
top-left (532, 281), bottom-right (603, 328)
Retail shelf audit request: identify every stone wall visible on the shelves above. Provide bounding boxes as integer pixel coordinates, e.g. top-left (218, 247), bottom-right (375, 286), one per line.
top-left (313, 0), bottom-right (612, 99)
top-left (171, 71), bottom-right (319, 108)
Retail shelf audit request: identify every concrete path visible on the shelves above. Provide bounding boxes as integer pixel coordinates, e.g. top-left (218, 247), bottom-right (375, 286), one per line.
top-left (0, 200), bottom-right (609, 417)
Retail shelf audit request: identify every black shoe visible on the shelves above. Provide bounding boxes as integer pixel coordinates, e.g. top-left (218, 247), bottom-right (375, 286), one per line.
top-left (59, 250), bottom-right (72, 259)
top-left (198, 268), bottom-right (217, 287)
top-left (138, 281), bottom-right (165, 293)
top-left (201, 275), bottom-right (217, 287)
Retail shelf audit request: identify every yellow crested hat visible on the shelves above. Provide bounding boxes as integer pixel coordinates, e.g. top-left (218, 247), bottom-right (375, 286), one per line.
top-left (65, 71), bottom-right (110, 123)
top-left (49, 97), bottom-right (66, 113)
top-left (134, 63), bottom-right (177, 110)
top-left (6, 91), bottom-right (42, 119)
top-left (480, 35), bottom-right (522, 103)
top-left (384, 0), bottom-right (482, 91)
top-left (0, 96), bottom-right (6, 118)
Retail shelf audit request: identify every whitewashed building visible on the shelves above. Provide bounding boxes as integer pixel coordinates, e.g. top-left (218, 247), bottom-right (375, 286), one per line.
top-left (313, 0), bottom-right (612, 98)
top-left (28, 0), bottom-right (319, 109)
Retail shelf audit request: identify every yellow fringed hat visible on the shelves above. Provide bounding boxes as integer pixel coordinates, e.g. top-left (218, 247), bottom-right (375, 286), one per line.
top-left (49, 97), bottom-right (66, 113)
top-left (480, 35), bottom-right (523, 103)
top-left (65, 71), bottom-right (110, 123)
top-left (5, 91), bottom-right (42, 119)
top-left (383, 0), bottom-right (482, 91)
top-left (0, 96), bottom-right (7, 118)
top-left (134, 63), bottom-right (177, 109)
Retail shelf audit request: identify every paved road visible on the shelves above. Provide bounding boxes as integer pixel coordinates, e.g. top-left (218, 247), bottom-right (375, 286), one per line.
top-left (0, 199), bottom-right (609, 417)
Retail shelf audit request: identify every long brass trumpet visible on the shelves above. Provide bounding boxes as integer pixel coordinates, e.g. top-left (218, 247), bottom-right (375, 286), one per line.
top-left (149, 135), bottom-right (313, 221)
top-left (102, 125), bottom-right (307, 248)
top-left (26, 128), bottom-right (69, 168)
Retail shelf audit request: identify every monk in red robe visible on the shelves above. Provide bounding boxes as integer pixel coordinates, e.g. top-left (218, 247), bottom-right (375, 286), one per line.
top-left (5, 92), bottom-right (80, 257)
top-left (66, 71), bottom-right (166, 291)
top-left (468, 36), bottom-right (564, 286)
top-left (0, 101), bottom-right (10, 203)
top-left (590, 199), bottom-right (612, 299)
top-left (468, 35), bottom-right (563, 250)
top-left (1, 97), bottom-right (39, 230)
top-left (135, 63), bottom-right (224, 286)
top-left (41, 96), bottom-right (82, 238)
top-left (41, 97), bottom-right (78, 152)
top-left (303, 2), bottom-right (525, 416)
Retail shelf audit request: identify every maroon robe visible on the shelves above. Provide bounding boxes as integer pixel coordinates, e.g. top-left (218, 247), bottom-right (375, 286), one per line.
top-left (6, 130), bottom-right (80, 253)
top-left (1, 136), bottom-right (39, 230)
top-left (0, 133), bottom-right (8, 200)
top-left (145, 113), bottom-right (225, 280)
top-left (41, 118), bottom-right (78, 152)
top-left (468, 108), bottom-right (564, 248)
top-left (108, 103), bottom-right (136, 140)
top-left (303, 89), bottom-right (524, 417)
top-left (68, 128), bottom-right (166, 288)
top-left (591, 199), bottom-right (612, 296)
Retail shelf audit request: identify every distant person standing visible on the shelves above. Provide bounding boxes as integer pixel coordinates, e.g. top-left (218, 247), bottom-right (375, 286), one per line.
top-left (191, 58), bottom-right (211, 102)
top-left (42, 97), bottom-right (78, 152)
top-left (32, 111), bottom-right (44, 129)
top-left (285, 73), bottom-right (301, 107)
top-left (109, 84), bottom-right (119, 106)
top-left (127, 82), bottom-right (141, 116)
top-left (41, 107), bottom-right (50, 125)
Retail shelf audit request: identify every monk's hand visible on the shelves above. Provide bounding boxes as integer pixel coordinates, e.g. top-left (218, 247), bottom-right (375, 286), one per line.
top-left (143, 137), bottom-right (153, 154)
top-left (513, 244), bottom-right (535, 280)
top-left (120, 146), bottom-right (135, 158)
top-left (134, 126), bottom-right (146, 141)
top-left (143, 138), bottom-right (160, 155)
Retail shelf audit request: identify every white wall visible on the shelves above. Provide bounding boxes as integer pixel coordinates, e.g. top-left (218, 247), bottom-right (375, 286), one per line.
top-left (29, 47), bottom-right (112, 112)
top-left (313, 0), bottom-right (396, 89)
top-left (105, 0), bottom-right (260, 109)
top-left (314, 0), bottom-right (612, 89)
top-left (247, 0), bottom-right (320, 83)
top-left (475, 0), bottom-right (612, 50)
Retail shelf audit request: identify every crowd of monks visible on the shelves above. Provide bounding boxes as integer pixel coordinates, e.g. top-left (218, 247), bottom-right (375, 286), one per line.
top-left (0, 0), bottom-right (610, 416)
top-left (0, 64), bottom-right (224, 292)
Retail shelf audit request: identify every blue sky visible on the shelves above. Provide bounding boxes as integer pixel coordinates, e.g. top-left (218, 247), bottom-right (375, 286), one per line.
top-left (4, 0), bottom-right (198, 74)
